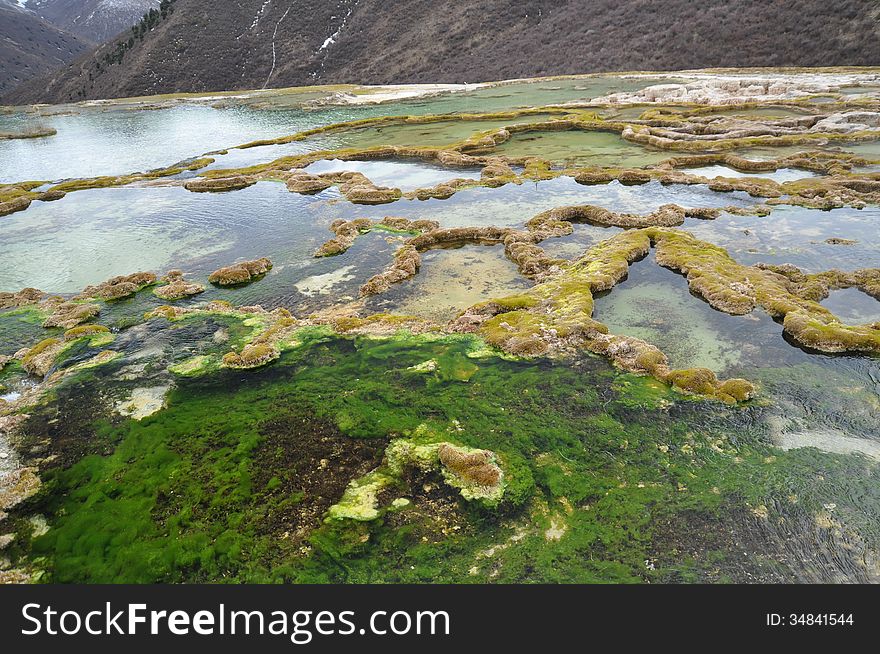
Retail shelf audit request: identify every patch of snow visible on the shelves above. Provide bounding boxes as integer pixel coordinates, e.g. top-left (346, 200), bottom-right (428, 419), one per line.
top-left (319, 1), bottom-right (356, 51)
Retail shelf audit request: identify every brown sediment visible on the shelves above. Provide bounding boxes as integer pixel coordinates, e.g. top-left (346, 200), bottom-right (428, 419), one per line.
top-left (77, 272), bottom-right (157, 301)
top-left (153, 270), bottom-right (205, 300)
top-left (208, 258), bottom-right (272, 286)
top-left (438, 443), bottom-right (502, 488)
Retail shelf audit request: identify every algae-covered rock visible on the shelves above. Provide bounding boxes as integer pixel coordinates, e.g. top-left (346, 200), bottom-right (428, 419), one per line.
top-left (360, 245), bottom-right (421, 296)
top-left (184, 175), bottom-right (255, 193)
top-left (42, 300), bottom-right (101, 328)
top-left (285, 171), bottom-right (334, 194)
top-left (63, 324), bottom-right (110, 341)
top-left (222, 343), bottom-right (280, 369)
top-left (78, 272), bottom-right (157, 301)
top-left (340, 181), bottom-right (402, 205)
top-left (326, 470), bottom-right (394, 521)
top-left (0, 468), bottom-right (41, 512)
top-left (208, 258), bottom-right (273, 286)
top-left (438, 443), bottom-right (503, 501)
top-left (0, 195), bottom-right (34, 217)
top-left (0, 287), bottom-right (44, 310)
top-left (20, 338), bottom-right (67, 377)
top-left (314, 216), bottom-right (438, 257)
top-left (153, 270), bottom-right (205, 300)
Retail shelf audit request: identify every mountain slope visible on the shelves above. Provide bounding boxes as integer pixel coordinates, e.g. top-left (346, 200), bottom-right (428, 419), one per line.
top-left (28, 0), bottom-right (160, 42)
top-left (5, 0), bottom-right (880, 104)
top-left (0, 1), bottom-right (94, 96)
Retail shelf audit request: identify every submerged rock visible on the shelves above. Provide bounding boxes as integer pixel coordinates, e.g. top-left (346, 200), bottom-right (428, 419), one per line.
top-left (115, 386), bottom-right (171, 420)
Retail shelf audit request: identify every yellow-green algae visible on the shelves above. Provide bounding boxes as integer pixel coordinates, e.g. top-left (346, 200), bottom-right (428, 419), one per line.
top-left (328, 428), bottom-right (507, 522)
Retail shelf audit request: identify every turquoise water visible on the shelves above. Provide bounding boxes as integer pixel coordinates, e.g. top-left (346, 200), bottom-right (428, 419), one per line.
top-left (683, 206), bottom-right (880, 273)
top-left (0, 176), bottom-right (753, 297)
top-left (0, 76), bottom-right (679, 184)
top-left (681, 165), bottom-right (819, 183)
top-left (302, 159), bottom-right (482, 190)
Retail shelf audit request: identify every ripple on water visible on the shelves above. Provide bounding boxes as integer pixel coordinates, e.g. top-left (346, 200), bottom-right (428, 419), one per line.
top-left (683, 205), bottom-right (880, 272)
top-left (302, 159), bottom-right (482, 191)
top-left (681, 165), bottom-right (819, 183)
top-left (0, 177), bottom-right (755, 296)
top-left (592, 257), bottom-right (824, 375)
top-left (366, 243), bottom-right (532, 321)
top-left (820, 287), bottom-right (880, 325)
top-left (0, 105), bottom-right (349, 182)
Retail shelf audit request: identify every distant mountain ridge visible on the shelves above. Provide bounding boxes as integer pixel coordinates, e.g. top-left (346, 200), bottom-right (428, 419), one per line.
top-left (0, 0), bottom-right (157, 96)
top-left (0, 0), bottom-right (93, 96)
top-left (28, 0), bottom-right (159, 42)
top-left (4, 0), bottom-right (880, 105)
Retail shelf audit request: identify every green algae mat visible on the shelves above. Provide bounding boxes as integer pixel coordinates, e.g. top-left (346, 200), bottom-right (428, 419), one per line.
top-left (2, 69), bottom-right (880, 583)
